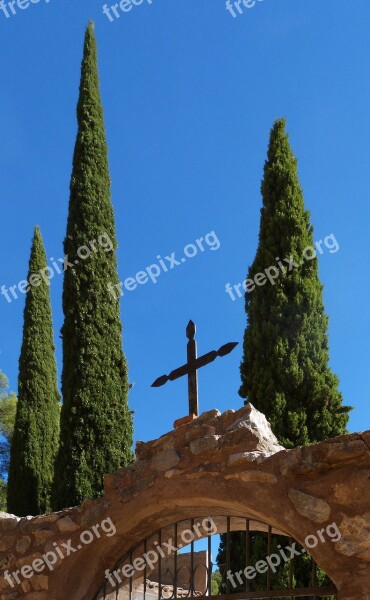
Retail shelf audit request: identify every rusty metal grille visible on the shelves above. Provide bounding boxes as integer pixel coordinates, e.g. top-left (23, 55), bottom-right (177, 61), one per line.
top-left (94, 516), bottom-right (337, 600)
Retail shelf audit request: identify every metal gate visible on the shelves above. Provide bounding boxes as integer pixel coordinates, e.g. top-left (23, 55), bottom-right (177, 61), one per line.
top-left (94, 516), bottom-right (337, 600)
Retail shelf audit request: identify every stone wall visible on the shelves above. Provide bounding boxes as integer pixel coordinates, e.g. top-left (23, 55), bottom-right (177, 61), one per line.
top-left (0, 403), bottom-right (369, 600)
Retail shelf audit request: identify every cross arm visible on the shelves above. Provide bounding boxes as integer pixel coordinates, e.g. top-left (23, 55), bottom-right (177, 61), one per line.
top-left (151, 342), bottom-right (238, 388)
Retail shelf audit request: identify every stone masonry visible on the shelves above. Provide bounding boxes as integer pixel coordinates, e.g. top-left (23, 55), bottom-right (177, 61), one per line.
top-left (0, 403), bottom-right (370, 600)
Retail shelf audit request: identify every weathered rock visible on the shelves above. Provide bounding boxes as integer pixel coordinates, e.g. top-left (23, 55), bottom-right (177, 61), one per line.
top-left (332, 470), bottom-right (370, 506)
top-left (360, 431), bottom-right (370, 448)
top-left (151, 447), bottom-right (180, 471)
top-left (2, 590), bottom-right (20, 600)
top-left (15, 537), bottom-right (32, 555)
top-left (324, 440), bottom-right (368, 464)
top-left (19, 517), bottom-right (40, 536)
top-left (226, 405), bottom-right (283, 449)
top-left (0, 555), bottom-right (17, 577)
top-left (196, 409), bottom-right (220, 423)
top-left (16, 553), bottom-right (43, 569)
top-left (30, 575), bottom-right (48, 592)
top-left (185, 471), bottom-right (219, 479)
top-left (185, 424), bottom-right (216, 443)
top-left (31, 513), bottom-right (60, 525)
top-left (279, 447), bottom-right (302, 476)
top-left (56, 516), bottom-right (80, 533)
top-left (0, 514), bottom-right (20, 533)
top-left (21, 580), bottom-right (32, 593)
top-left (225, 471), bottom-right (277, 484)
top-left (135, 440), bottom-right (153, 461)
top-left (227, 451), bottom-right (275, 466)
top-left (218, 407), bottom-right (284, 457)
top-left (288, 488), bottom-right (331, 523)
top-left (80, 499), bottom-right (109, 528)
top-left (0, 536), bottom-right (17, 552)
top-left (164, 469), bottom-right (182, 479)
top-left (190, 435), bottom-right (220, 455)
top-left (336, 513), bottom-right (370, 560)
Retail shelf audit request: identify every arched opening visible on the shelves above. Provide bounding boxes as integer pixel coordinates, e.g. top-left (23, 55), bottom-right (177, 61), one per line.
top-left (94, 516), bottom-right (337, 600)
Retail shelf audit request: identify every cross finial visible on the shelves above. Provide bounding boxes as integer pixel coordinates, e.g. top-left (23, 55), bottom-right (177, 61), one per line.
top-left (186, 320), bottom-right (196, 340)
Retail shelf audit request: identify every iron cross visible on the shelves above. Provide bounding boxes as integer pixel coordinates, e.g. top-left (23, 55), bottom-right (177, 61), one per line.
top-left (151, 320), bottom-right (238, 417)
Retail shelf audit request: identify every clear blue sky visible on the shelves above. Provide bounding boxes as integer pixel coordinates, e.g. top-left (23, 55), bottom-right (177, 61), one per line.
top-left (1, 0), bottom-right (369, 447)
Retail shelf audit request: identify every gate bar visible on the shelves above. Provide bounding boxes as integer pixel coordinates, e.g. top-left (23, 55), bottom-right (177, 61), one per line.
top-left (245, 519), bottom-right (250, 594)
top-left (226, 517), bottom-right (231, 595)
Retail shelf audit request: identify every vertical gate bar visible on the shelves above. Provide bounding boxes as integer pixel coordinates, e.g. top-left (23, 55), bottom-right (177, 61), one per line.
top-left (144, 540), bottom-right (147, 600)
top-left (226, 517), bottom-right (231, 595)
top-left (289, 537), bottom-right (293, 589)
top-left (158, 531), bottom-right (162, 600)
top-left (191, 519), bottom-right (195, 598)
top-left (208, 521), bottom-right (212, 597)
top-left (245, 518), bottom-right (250, 593)
top-left (266, 526), bottom-right (272, 591)
top-left (312, 559), bottom-right (318, 600)
top-left (103, 582), bottom-right (106, 600)
top-left (311, 556), bottom-right (314, 586)
top-left (174, 523), bottom-right (178, 600)
top-left (129, 551), bottom-right (133, 600)
top-left (116, 574), bottom-right (118, 600)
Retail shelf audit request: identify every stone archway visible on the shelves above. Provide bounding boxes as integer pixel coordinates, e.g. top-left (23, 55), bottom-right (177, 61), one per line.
top-left (1, 403), bottom-right (369, 600)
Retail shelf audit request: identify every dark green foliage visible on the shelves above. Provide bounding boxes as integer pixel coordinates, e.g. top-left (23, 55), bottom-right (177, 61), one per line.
top-left (53, 23), bottom-right (133, 510)
top-left (216, 531), bottom-right (244, 593)
top-left (216, 532), bottom-right (290, 594)
top-left (217, 119), bottom-right (349, 596)
top-left (0, 370), bottom-right (17, 480)
top-left (0, 479), bottom-right (6, 512)
top-left (211, 570), bottom-right (222, 595)
top-left (0, 371), bottom-right (17, 511)
top-left (7, 228), bottom-right (60, 516)
top-left (239, 118), bottom-right (351, 447)
top-left (216, 531), bottom-right (334, 598)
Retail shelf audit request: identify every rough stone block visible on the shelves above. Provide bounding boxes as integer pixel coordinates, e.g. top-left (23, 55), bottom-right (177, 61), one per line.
top-left (164, 469), bottom-right (182, 478)
top-left (174, 414), bottom-right (197, 428)
top-left (80, 499), bottom-right (109, 527)
top-left (151, 447), bottom-right (180, 471)
top-left (185, 424), bottom-right (216, 443)
top-left (225, 471), bottom-right (277, 484)
top-left (56, 516), bottom-right (80, 533)
top-left (227, 451), bottom-right (274, 466)
top-left (15, 536), bottom-right (32, 555)
top-left (0, 513), bottom-right (20, 533)
top-left (0, 552), bottom-right (16, 570)
top-left (0, 535), bottom-right (17, 552)
top-left (190, 435), bottom-right (220, 455)
top-left (196, 409), bottom-right (221, 423)
top-left (336, 513), bottom-right (370, 560)
top-left (288, 488), bottom-right (330, 523)
top-left (30, 575), bottom-right (49, 591)
top-left (325, 440), bottom-right (368, 464)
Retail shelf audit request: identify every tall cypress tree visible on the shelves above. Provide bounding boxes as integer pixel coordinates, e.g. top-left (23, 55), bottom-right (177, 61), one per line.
top-left (7, 227), bottom-right (60, 516)
top-left (53, 23), bottom-right (133, 510)
top-left (239, 118), bottom-right (350, 448)
top-left (218, 120), bottom-right (350, 595)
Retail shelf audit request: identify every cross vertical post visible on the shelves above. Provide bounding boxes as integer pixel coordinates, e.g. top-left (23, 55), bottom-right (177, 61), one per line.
top-left (186, 320), bottom-right (198, 417)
